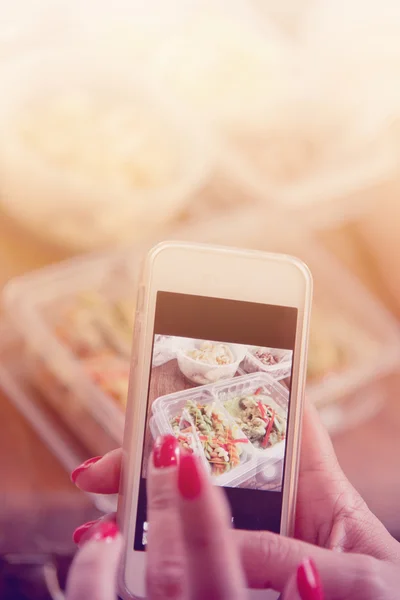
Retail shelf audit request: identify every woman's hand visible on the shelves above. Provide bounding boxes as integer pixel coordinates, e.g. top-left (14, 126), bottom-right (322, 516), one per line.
top-left (70, 403), bottom-right (400, 596)
top-left (66, 436), bottom-right (326, 599)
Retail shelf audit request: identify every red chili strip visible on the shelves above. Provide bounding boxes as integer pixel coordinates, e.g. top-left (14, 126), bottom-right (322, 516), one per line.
top-left (257, 401), bottom-right (268, 421)
top-left (261, 410), bottom-right (276, 448)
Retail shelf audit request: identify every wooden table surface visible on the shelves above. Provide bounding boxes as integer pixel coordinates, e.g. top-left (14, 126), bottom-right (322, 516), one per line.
top-left (0, 215), bottom-right (399, 556)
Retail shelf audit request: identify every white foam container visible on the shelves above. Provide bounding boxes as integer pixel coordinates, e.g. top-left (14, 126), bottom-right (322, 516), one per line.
top-left (151, 383), bottom-right (259, 487)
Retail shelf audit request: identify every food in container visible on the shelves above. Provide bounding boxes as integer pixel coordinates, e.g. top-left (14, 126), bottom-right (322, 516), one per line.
top-left (224, 391), bottom-right (286, 449)
top-left (243, 346), bottom-right (292, 381)
top-left (0, 48), bottom-right (211, 251)
top-left (171, 399), bottom-right (246, 476)
top-left (177, 341), bottom-right (247, 385)
top-left (52, 291), bottom-right (134, 406)
top-left (151, 386), bottom-right (257, 487)
top-left (81, 354), bottom-right (130, 406)
top-left (186, 341), bottom-right (235, 366)
top-left (253, 347), bottom-right (283, 366)
top-left (55, 292), bottom-right (134, 360)
top-left (214, 373), bottom-right (288, 462)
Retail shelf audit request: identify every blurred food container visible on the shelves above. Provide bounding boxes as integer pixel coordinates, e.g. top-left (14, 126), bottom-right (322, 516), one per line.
top-left (355, 181), bottom-right (400, 318)
top-left (0, 0), bottom-right (70, 62)
top-left (301, 2), bottom-right (400, 316)
top-left (68, 0), bottom-right (199, 61)
top-left (2, 249), bottom-right (138, 458)
top-left (150, 8), bottom-right (294, 133)
top-left (148, 3), bottom-right (397, 230)
top-left (0, 47), bottom-right (212, 252)
top-left (2, 208), bottom-right (399, 455)
top-left (218, 79), bottom-right (397, 229)
top-left (0, 320), bottom-right (116, 514)
top-left (250, 0), bottom-right (314, 36)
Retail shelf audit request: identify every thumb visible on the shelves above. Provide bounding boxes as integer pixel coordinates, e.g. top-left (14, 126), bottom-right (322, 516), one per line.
top-left (236, 529), bottom-right (373, 598)
top-left (66, 520), bottom-right (122, 600)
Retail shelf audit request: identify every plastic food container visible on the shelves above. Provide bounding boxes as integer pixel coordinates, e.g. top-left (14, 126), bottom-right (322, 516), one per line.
top-left (151, 382), bottom-right (259, 488)
top-left (213, 373), bottom-right (288, 463)
top-left (243, 347), bottom-right (292, 381)
top-left (176, 342), bottom-right (248, 385)
top-left (3, 207), bottom-right (400, 449)
top-left (219, 100), bottom-right (397, 230)
top-left (2, 248), bottom-right (140, 456)
top-left (0, 319), bottom-right (116, 514)
top-left (0, 47), bottom-right (212, 251)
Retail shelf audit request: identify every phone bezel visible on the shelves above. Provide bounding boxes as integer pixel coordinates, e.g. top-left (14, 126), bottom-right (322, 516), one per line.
top-left (118, 242), bottom-right (312, 599)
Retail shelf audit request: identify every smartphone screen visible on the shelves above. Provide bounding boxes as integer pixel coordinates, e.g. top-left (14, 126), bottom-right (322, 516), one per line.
top-left (134, 291), bottom-right (298, 550)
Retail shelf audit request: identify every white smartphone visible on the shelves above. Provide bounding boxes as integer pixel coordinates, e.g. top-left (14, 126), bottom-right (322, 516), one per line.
top-left (118, 241), bottom-right (312, 599)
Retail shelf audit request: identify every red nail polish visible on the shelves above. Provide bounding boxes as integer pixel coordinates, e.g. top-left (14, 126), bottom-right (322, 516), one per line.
top-left (79, 521), bottom-right (119, 546)
top-left (71, 456), bottom-right (102, 484)
top-left (178, 454), bottom-right (202, 500)
top-left (297, 558), bottom-right (324, 600)
top-left (153, 435), bottom-right (179, 469)
top-left (72, 520), bottom-right (98, 544)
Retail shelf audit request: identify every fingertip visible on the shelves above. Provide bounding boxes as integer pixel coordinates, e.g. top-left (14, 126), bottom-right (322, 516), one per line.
top-left (153, 435), bottom-right (180, 469)
top-left (297, 558), bottom-right (324, 600)
top-left (71, 449), bottom-right (122, 493)
top-left (72, 520), bottom-right (98, 544)
top-left (177, 453), bottom-right (202, 500)
top-left (79, 520), bottom-right (120, 546)
top-left (71, 456), bottom-right (103, 485)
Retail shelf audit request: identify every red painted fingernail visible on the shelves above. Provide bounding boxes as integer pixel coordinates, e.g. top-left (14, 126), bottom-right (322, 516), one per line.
top-left (297, 558), bottom-right (324, 600)
top-left (178, 453), bottom-right (202, 500)
top-left (72, 520), bottom-right (98, 544)
top-left (79, 521), bottom-right (119, 546)
top-left (71, 456), bottom-right (102, 484)
top-left (153, 435), bottom-right (180, 469)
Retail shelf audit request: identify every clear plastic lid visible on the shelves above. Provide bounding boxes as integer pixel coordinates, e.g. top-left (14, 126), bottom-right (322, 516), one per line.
top-left (151, 385), bottom-right (259, 488)
top-left (214, 373), bottom-right (288, 462)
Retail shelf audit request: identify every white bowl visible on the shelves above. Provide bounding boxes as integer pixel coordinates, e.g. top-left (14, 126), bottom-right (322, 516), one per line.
top-left (177, 342), bottom-right (247, 385)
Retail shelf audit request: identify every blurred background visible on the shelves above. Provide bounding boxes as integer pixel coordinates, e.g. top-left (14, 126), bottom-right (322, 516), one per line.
top-left (1, 0), bottom-right (400, 597)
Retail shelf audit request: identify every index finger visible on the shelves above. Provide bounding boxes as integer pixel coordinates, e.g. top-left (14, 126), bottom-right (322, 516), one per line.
top-left (146, 436), bottom-right (186, 600)
top-left (178, 454), bottom-right (246, 600)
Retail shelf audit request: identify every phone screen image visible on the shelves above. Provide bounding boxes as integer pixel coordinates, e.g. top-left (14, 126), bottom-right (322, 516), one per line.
top-left (134, 291), bottom-right (298, 551)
